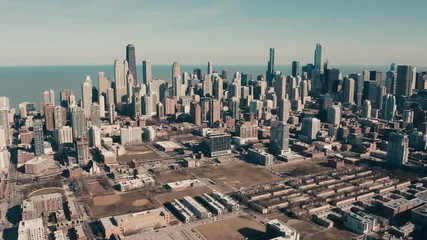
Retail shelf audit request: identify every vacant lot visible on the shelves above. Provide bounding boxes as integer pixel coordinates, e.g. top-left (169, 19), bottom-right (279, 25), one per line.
top-left (196, 215), bottom-right (267, 240)
top-left (118, 146), bottom-right (161, 164)
top-left (287, 219), bottom-right (323, 239)
top-left (264, 212), bottom-right (293, 223)
top-left (155, 170), bottom-right (196, 185)
top-left (193, 162), bottom-right (283, 191)
top-left (155, 186), bottom-right (212, 204)
top-left (309, 226), bottom-right (358, 240)
top-left (89, 190), bottom-right (161, 219)
top-left (269, 159), bottom-right (331, 177)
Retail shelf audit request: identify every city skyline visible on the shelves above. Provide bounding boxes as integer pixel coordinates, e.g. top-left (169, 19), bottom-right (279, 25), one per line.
top-left (1, 0), bottom-right (427, 66)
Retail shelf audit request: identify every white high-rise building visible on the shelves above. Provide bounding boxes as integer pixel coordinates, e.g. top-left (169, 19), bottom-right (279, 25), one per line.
top-left (98, 72), bottom-right (110, 96)
top-left (203, 74), bottom-right (213, 97)
top-left (343, 78), bottom-right (355, 104)
top-left (362, 100), bottom-right (372, 118)
top-left (99, 94), bottom-right (106, 118)
top-left (54, 126), bottom-right (73, 145)
top-left (172, 62), bottom-right (181, 81)
top-left (173, 76), bottom-right (182, 99)
top-left (213, 76), bottom-right (223, 100)
top-left (0, 125), bottom-right (6, 149)
top-left (114, 60), bottom-right (129, 104)
top-left (89, 126), bottom-right (101, 148)
top-left (278, 99), bottom-right (291, 122)
top-left (0, 96), bottom-right (10, 109)
top-left (81, 76), bottom-right (93, 118)
top-left (120, 127), bottom-right (142, 146)
top-left (301, 117), bottom-right (321, 142)
top-left (43, 90), bottom-right (55, 105)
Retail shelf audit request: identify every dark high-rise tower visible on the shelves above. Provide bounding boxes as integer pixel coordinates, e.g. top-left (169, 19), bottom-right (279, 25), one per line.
top-left (291, 61), bottom-right (300, 76)
top-left (126, 44), bottom-right (137, 85)
top-left (396, 65), bottom-right (416, 97)
top-left (266, 48), bottom-right (275, 86)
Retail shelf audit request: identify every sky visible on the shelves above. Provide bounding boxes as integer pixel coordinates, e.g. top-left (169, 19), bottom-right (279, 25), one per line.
top-left (0, 0), bottom-right (426, 66)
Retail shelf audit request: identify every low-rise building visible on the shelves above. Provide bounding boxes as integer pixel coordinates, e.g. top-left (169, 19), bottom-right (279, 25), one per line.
top-left (266, 219), bottom-right (300, 240)
top-left (24, 155), bottom-right (54, 174)
top-left (343, 211), bottom-right (378, 234)
top-left (100, 207), bottom-right (170, 237)
top-left (17, 217), bottom-right (45, 240)
top-left (247, 148), bottom-right (274, 166)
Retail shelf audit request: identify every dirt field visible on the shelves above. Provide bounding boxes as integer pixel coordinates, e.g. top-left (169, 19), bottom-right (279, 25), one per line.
top-left (85, 177), bottom-right (113, 196)
top-left (193, 162), bottom-right (283, 191)
top-left (269, 159), bottom-right (331, 177)
top-left (309, 226), bottom-right (358, 240)
top-left (28, 188), bottom-right (64, 198)
top-left (264, 212), bottom-right (293, 223)
top-left (89, 190), bottom-right (161, 219)
top-left (196, 215), bottom-right (267, 240)
top-left (117, 145), bottom-right (161, 164)
top-left (155, 186), bottom-right (212, 204)
top-left (155, 170), bottom-right (196, 185)
top-left (287, 219), bottom-right (323, 238)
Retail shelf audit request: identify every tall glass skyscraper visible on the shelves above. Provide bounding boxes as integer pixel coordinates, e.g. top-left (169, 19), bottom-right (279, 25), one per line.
top-left (126, 44), bottom-right (137, 85)
top-left (266, 48), bottom-right (275, 86)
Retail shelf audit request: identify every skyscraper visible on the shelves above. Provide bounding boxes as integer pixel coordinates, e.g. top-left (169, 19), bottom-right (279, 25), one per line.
top-left (114, 60), bottom-right (129, 104)
top-left (362, 100), bottom-right (372, 118)
top-left (349, 73), bottom-right (363, 106)
top-left (266, 48), bottom-right (275, 86)
top-left (386, 132), bottom-right (409, 166)
top-left (213, 76), bottom-right (223, 100)
top-left (98, 72), bottom-right (110, 97)
top-left (190, 102), bottom-right (201, 126)
top-left (207, 61), bottom-right (213, 75)
top-left (59, 90), bottom-right (73, 109)
top-left (274, 75), bottom-right (287, 101)
top-left (142, 60), bottom-right (152, 85)
top-left (208, 99), bottom-right (220, 125)
top-left (314, 43), bottom-right (325, 72)
top-left (301, 117), bottom-right (320, 142)
top-left (71, 107), bottom-right (86, 139)
top-left (90, 103), bottom-right (100, 128)
top-left (0, 108), bottom-right (10, 146)
top-left (126, 44), bottom-right (137, 85)
top-left (81, 75), bottom-right (93, 118)
top-left (327, 105), bottom-right (341, 125)
top-left (381, 94), bottom-right (396, 121)
top-left (396, 65), bottom-right (416, 97)
top-left (33, 119), bottom-right (44, 157)
top-left (43, 90), bottom-right (55, 105)
top-left (270, 121), bottom-right (290, 155)
top-left (172, 62), bottom-right (181, 81)
top-left (291, 61), bottom-right (300, 77)
top-left (343, 78), bottom-right (355, 104)
top-left (278, 99), bottom-right (290, 122)
top-left (202, 75), bottom-right (213, 97)
top-left (54, 106), bottom-right (66, 130)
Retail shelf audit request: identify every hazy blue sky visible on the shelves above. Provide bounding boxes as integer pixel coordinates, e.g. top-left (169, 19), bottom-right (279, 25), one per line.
top-left (1, 0), bottom-right (426, 66)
